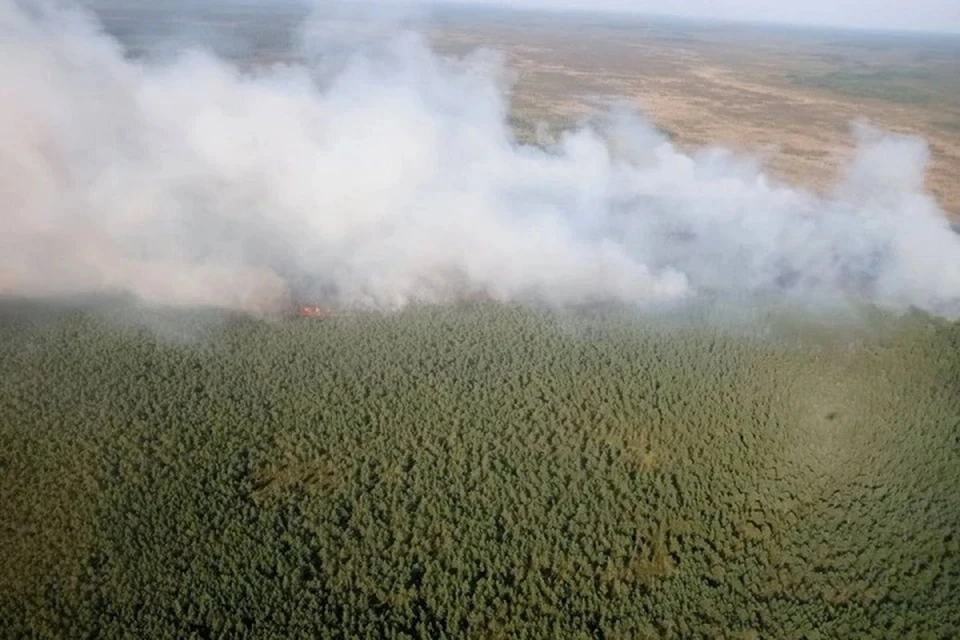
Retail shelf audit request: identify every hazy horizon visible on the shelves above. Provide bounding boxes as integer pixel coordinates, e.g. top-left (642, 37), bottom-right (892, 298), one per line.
top-left (81, 0), bottom-right (960, 36)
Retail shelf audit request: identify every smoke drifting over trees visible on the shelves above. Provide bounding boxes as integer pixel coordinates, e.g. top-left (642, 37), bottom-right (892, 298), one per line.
top-left (3, 1), bottom-right (960, 315)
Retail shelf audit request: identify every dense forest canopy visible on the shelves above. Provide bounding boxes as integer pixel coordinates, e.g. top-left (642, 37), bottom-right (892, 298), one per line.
top-left (1, 297), bottom-right (958, 638)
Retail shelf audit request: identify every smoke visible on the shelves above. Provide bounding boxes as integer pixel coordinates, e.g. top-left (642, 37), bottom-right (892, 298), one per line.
top-left (3, 1), bottom-right (960, 317)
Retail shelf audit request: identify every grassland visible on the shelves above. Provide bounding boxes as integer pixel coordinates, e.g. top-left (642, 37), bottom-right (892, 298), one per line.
top-left (89, 3), bottom-right (960, 214)
top-left (1, 298), bottom-right (959, 637)
top-left (427, 9), bottom-right (960, 217)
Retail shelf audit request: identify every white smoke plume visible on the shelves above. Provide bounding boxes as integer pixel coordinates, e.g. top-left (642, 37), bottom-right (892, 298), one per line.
top-left (2, 1), bottom-right (960, 317)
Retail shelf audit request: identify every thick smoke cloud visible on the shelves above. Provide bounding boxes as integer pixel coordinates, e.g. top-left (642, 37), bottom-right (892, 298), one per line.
top-left (3, 2), bottom-right (960, 317)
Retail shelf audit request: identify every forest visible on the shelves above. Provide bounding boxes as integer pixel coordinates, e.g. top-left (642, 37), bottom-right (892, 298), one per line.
top-left (1, 297), bottom-right (958, 638)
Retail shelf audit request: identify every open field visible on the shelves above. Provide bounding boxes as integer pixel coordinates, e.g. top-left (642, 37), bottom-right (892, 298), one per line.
top-left (428, 9), bottom-right (960, 217)
top-left (1, 298), bottom-right (959, 637)
top-left (89, 3), bottom-right (960, 216)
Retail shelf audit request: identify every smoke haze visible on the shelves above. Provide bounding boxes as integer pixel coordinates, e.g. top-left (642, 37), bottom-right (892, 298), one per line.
top-left (3, 1), bottom-right (960, 317)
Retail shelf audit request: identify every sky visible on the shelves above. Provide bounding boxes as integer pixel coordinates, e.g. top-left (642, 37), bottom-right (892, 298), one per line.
top-left (431, 0), bottom-right (960, 34)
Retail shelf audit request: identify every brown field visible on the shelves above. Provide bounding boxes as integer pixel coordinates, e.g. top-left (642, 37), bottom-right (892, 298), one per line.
top-left (428, 10), bottom-right (960, 217)
top-left (92, 3), bottom-right (960, 217)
